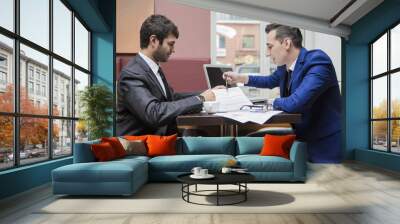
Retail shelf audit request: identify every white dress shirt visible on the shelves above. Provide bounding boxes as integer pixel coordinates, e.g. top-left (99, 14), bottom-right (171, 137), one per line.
top-left (272, 57), bottom-right (298, 106)
top-left (288, 58), bottom-right (297, 72)
top-left (138, 52), bottom-right (167, 96)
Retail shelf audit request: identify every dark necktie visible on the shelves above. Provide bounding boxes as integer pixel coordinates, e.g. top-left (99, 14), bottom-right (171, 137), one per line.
top-left (285, 70), bottom-right (292, 97)
top-left (157, 67), bottom-right (171, 100)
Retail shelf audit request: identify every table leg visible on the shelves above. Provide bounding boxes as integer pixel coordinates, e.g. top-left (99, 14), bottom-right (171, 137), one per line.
top-left (187, 184), bottom-right (190, 202)
top-left (217, 184), bottom-right (219, 206)
top-left (181, 184), bottom-right (183, 199)
top-left (245, 183), bottom-right (247, 201)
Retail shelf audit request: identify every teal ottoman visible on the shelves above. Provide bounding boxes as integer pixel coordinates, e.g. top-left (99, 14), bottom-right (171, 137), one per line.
top-left (52, 157), bottom-right (148, 196)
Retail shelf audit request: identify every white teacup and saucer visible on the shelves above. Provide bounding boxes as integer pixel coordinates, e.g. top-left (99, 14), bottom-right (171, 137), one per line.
top-left (190, 168), bottom-right (214, 179)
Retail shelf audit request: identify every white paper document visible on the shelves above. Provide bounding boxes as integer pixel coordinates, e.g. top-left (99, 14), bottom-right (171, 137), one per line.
top-left (209, 87), bottom-right (282, 124)
top-left (212, 87), bottom-right (252, 112)
top-left (215, 110), bottom-right (282, 124)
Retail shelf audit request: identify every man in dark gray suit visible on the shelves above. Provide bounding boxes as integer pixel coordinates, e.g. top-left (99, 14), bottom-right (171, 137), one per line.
top-left (117, 15), bottom-right (216, 136)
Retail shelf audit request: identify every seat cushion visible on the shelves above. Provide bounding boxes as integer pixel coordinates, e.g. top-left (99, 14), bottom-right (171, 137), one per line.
top-left (236, 155), bottom-right (293, 172)
top-left (235, 137), bottom-right (263, 155)
top-left (52, 159), bottom-right (147, 183)
top-left (148, 154), bottom-right (235, 172)
top-left (179, 137), bottom-right (235, 155)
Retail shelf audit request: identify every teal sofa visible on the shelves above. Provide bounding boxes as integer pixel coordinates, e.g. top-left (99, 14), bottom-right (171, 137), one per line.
top-left (52, 137), bottom-right (307, 196)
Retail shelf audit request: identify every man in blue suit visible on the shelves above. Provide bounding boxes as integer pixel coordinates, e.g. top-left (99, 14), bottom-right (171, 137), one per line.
top-left (223, 24), bottom-right (341, 163)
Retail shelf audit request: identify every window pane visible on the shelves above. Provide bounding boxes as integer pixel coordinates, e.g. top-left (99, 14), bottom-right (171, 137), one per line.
top-left (391, 120), bottom-right (400, 153)
top-left (391, 72), bottom-right (400, 118)
top-left (242, 35), bottom-right (255, 49)
top-left (391, 24), bottom-right (400, 70)
top-left (20, 0), bottom-right (49, 49)
top-left (372, 33), bottom-right (387, 76)
top-left (372, 77), bottom-right (387, 119)
top-left (215, 13), bottom-right (260, 73)
top-left (53, 59), bottom-right (72, 117)
top-left (53, 0), bottom-right (72, 60)
top-left (75, 120), bottom-right (88, 143)
top-left (0, 0), bottom-right (14, 31)
top-left (20, 44), bottom-right (49, 115)
top-left (0, 116), bottom-right (13, 170)
top-left (0, 34), bottom-right (14, 112)
top-left (20, 117), bottom-right (49, 165)
top-left (218, 35), bottom-right (225, 49)
top-left (74, 69), bottom-right (89, 118)
top-left (53, 119), bottom-right (72, 158)
top-left (75, 18), bottom-right (89, 70)
top-left (372, 121), bottom-right (388, 151)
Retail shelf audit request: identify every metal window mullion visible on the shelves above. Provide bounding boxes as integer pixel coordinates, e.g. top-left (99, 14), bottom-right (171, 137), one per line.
top-left (370, 45), bottom-right (373, 149)
top-left (112, 0), bottom-right (116, 137)
top-left (259, 21), bottom-right (268, 74)
top-left (387, 30), bottom-right (391, 152)
top-left (71, 11), bottom-right (76, 155)
top-left (48, 0), bottom-right (53, 160)
top-left (368, 44), bottom-right (374, 149)
top-left (13, 0), bottom-right (21, 167)
top-left (88, 29), bottom-right (91, 72)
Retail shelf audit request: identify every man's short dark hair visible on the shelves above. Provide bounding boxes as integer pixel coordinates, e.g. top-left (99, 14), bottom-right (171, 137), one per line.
top-left (140, 14), bottom-right (179, 49)
top-left (265, 23), bottom-right (302, 48)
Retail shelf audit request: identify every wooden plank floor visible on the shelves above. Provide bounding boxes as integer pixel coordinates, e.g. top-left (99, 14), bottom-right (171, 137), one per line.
top-left (1, 162), bottom-right (400, 224)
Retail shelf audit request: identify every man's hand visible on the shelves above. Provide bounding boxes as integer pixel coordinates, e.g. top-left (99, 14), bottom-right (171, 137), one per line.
top-left (200, 89), bottom-right (216, 101)
top-left (222, 72), bottom-right (249, 85)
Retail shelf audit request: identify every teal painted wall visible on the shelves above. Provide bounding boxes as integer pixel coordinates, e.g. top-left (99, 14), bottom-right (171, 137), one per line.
top-left (0, 158), bottom-right (72, 199)
top-left (0, 0), bottom-right (116, 200)
top-left (92, 33), bottom-right (114, 90)
top-left (91, 0), bottom-right (116, 135)
top-left (345, 0), bottom-right (400, 171)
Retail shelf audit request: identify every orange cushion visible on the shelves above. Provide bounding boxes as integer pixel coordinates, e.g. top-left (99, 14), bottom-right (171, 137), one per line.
top-left (91, 142), bottom-right (118, 161)
top-left (259, 134), bottom-right (296, 159)
top-left (146, 134), bottom-right (177, 157)
top-left (101, 137), bottom-right (126, 158)
top-left (124, 135), bottom-right (148, 141)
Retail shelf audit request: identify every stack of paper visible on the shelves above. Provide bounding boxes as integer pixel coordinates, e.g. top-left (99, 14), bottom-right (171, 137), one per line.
top-left (210, 87), bottom-right (282, 124)
top-left (212, 87), bottom-right (252, 112)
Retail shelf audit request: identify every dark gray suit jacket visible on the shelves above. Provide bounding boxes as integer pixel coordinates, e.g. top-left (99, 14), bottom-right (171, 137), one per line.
top-left (117, 55), bottom-right (203, 136)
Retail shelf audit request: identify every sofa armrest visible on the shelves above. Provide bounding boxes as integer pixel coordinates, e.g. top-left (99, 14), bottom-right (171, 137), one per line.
top-left (289, 141), bottom-right (307, 181)
top-left (73, 141), bottom-right (99, 163)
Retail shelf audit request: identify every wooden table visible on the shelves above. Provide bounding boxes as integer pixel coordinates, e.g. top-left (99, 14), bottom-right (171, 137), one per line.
top-left (177, 112), bottom-right (302, 136)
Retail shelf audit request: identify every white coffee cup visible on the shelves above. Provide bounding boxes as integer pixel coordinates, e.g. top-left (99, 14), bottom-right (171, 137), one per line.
top-left (221, 167), bottom-right (232, 174)
top-left (191, 167), bottom-right (202, 176)
top-left (203, 101), bottom-right (220, 113)
top-left (199, 169), bottom-right (208, 176)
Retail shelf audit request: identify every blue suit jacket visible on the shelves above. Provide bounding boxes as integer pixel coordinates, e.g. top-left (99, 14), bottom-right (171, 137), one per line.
top-left (247, 48), bottom-right (341, 142)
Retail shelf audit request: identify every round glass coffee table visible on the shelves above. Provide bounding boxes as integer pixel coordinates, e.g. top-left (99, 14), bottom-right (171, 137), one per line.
top-left (177, 173), bottom-right (255, 206)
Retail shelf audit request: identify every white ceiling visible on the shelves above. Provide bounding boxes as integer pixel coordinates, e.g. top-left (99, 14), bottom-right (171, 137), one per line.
top-left (225, 0), bottom-right (352, 23)
top-left (172, 0), bottom-right (384, 38)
